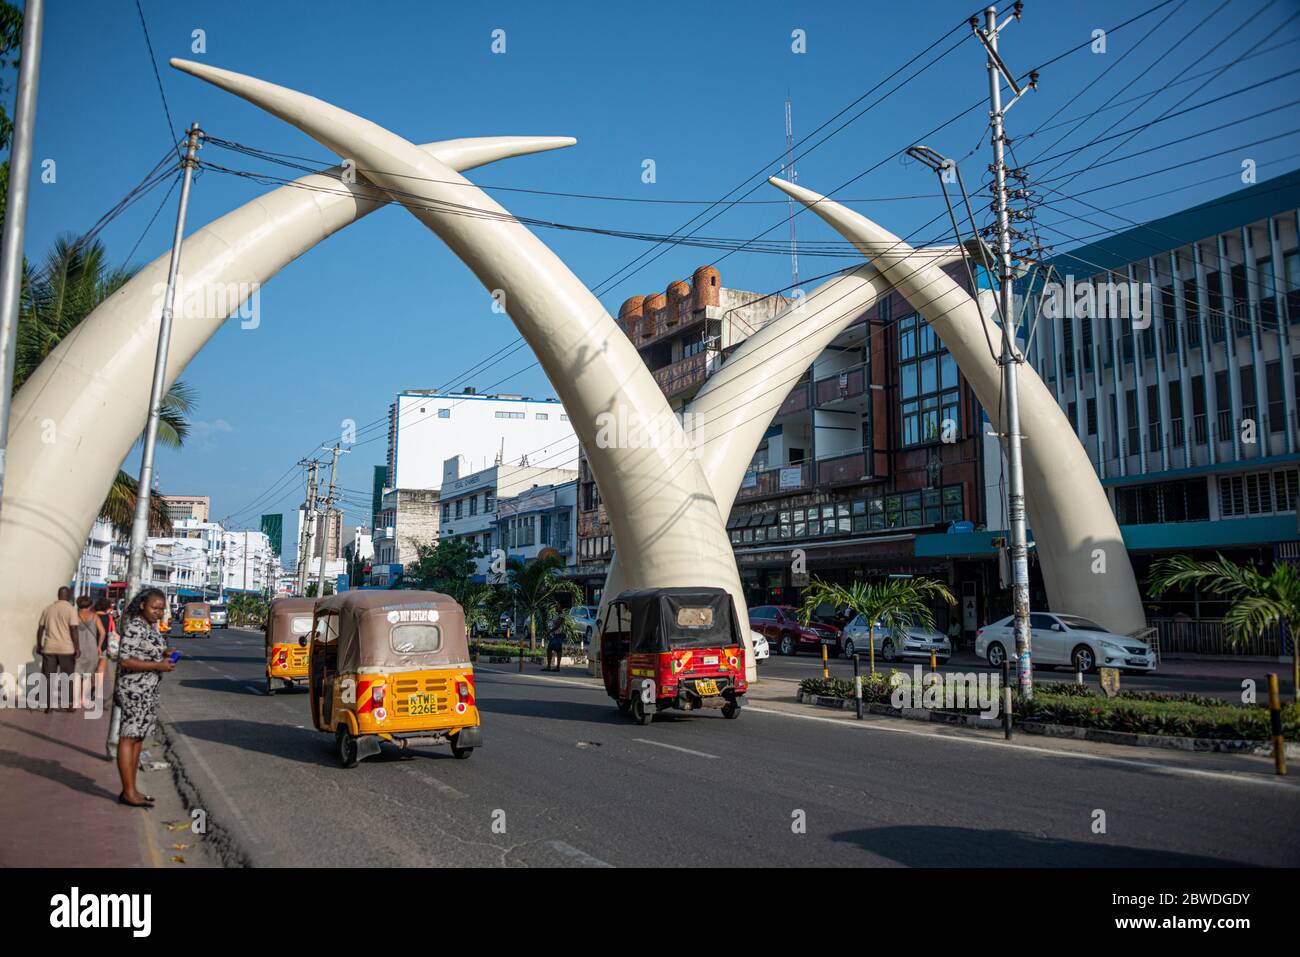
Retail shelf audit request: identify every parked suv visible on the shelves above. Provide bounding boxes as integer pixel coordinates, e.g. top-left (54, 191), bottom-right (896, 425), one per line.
top-left (748, 605), bottom-right (840, 656)
top-left (975, 612), bottom-right (1156, 674)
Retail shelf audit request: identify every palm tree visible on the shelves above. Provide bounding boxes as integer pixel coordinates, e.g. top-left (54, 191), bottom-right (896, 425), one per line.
top-left (1149, 554), bottom-right (1300, 701)
top-left (460, 582), bottom-right (505, 640)
top-left (13, 235), bottom-right (198, 536)
top-left (799, 576), bottom-right (956, 675)
top-left (503, 554), bottom-right (584, 649)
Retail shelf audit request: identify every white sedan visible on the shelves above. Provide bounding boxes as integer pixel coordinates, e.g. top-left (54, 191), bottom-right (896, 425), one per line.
top-left (750, 630), bottom-right (770, 665)
top-left (976, 612), bottom-right (1156, 673)
top-left (838, 614), bottom-right (950, 663)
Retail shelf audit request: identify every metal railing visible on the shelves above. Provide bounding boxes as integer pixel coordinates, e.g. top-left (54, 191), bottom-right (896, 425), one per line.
top-left (1149, 617), bottom-right (1287, 657)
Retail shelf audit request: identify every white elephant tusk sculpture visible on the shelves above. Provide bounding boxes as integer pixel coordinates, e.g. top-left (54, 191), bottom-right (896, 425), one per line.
top-left (0, 134), bottom-right (577, 677)
top-left (168, 59), bottom-right (758, 677)
top-left (768, 176), bottom-right (1145, 634)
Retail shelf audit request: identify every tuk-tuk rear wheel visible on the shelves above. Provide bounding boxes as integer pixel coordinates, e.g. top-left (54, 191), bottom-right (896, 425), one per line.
top-left (629, 696), bottom-right (653, 726)
top-left (336, 727), bottom-right (359, 768)
top-left (451, 743), bottom-right (474, 759)
top-left (265, 674), bottom-right (275, 696)
top-left (722, 699), bottom-right (741, 720)
top-left (615, 698), bottom-right (632, 713)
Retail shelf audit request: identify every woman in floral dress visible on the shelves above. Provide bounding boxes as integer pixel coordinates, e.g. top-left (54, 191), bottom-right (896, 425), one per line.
top-left (114, 588), bottom-right (176, 807)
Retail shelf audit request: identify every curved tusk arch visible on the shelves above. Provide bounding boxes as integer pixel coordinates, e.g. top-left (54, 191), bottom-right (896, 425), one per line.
top-left (769, 176), bottom-right (1145, 633)
top-left (0, 133), bottom-right (576, 677)
top-left (170, 59), bottom-right (755, 675)
top-left (598, 262), bottom-right (890, 635)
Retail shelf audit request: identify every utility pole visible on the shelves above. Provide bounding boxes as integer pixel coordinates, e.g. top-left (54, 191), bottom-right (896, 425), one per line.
top-left (295, 459), bottom-right (319, 596)
top-left (0, 0), bottom-right (44, 527)
top-left (973, 3), bottom-right (1038, 697)
top-left (315, 444), bottom-right (349, 596)
top-left (125, 123), bottom-right (204, 599)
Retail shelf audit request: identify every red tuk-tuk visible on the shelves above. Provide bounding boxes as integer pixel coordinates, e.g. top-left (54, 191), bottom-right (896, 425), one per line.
top-left (600, 587), bottom-right (747, 725)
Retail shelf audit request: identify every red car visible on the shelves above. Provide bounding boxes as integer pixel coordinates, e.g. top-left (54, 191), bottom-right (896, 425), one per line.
top-left (748, 605), bottom-right (841, 657)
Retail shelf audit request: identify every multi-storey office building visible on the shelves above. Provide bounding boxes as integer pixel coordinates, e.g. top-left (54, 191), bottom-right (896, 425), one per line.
top-left (376, 388), bottom-right (579, 573)
top-left (1026, 171), bottom-right (1299, 600)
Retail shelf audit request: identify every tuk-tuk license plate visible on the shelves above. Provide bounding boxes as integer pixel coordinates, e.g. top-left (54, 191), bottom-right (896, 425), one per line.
top-left (695, 679), bottom-right (720, 696)
top-left (408, 694), bottom-right (437, 716)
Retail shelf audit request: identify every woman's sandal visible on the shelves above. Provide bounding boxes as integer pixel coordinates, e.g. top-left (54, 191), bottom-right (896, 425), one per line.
top-left (117, 793), bottom-right (154, 808)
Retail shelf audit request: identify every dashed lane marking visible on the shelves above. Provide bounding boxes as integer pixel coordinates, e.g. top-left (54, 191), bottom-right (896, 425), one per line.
top-left (632, 738), bottom-right (719, 760)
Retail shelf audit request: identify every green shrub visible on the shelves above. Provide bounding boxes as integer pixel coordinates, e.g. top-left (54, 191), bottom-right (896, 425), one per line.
top-left (797, 674), bottom-right (1299, 741)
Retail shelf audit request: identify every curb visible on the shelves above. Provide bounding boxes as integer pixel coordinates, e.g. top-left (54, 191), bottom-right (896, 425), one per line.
top-left (156, 719), bottom-right (251, 868)
top-left (796, 692), bottom-right (1300, 757)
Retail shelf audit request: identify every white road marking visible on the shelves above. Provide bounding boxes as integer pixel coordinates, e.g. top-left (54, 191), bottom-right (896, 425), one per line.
top-left (476, 666), bottom-right (604, 691)
top-left (395, 762), bottom-right (467, 799)
top-left (633, 738), bottom-right (719, 759)
top-left (544, 840), bottom-right (613, 867)
top-left (744, 705), bottom-right (1300, 792)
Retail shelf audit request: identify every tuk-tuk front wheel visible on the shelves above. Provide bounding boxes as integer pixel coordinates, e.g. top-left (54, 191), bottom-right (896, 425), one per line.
top-left (336, 727), bottom-right (359, 768)
top-left (722, 698), bottom-right (742, 720)
top-left (629, 696), bottom-right (653, 725)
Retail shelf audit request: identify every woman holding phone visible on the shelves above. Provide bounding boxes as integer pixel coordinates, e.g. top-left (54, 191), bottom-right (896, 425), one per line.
top-left (115, 588), bottom-right (176, 808)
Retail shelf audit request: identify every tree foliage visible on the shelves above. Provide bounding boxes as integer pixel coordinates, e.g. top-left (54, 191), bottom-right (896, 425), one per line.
top-left (799, 576), bottom-right (955, 674)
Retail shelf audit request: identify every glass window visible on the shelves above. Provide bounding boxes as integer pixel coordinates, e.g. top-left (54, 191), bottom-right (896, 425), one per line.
top-left (869, 498), bottom-right (885, 530)
top-left (940, 352), bottom-right (957, 390)
top-left (437, 408), bottom-right (450, 419)
top-left (904, 492), bottom-right (922, 526)
top-left (391, 623), bottom-right (441, 654)
top-left (886, 495), bottom-right (903, 528)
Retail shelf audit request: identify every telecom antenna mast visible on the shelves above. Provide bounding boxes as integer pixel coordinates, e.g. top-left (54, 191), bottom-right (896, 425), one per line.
top-left (783, 96), bottom-right (799, 291)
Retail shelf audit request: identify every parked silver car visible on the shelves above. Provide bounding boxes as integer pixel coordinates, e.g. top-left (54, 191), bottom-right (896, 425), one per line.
top-left (749, 630), bottom-right (770, 665)
top-left (975, 612), bottom-right (1156, 673)
top-left (567, 605), bottom-right (600, 644)
top-left (838, 614), bottom-right (951, 663)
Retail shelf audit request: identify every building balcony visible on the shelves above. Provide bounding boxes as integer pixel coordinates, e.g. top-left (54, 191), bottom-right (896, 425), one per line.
top-left (814, 364), bottom-right (867, 407)
top-left (636, 304), bottom-right (704, 349)
top-left (816, 446), bottom-right (877, 486)
top-left (652, 351), bottom-right (711, 400)
top-left (737, 461), bottom-right (811, 502)
top-left (776, 382), bottom-right (810, 417)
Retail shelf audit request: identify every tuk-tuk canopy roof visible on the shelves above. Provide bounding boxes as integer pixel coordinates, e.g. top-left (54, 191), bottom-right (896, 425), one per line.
top-left (182, 602), bottom-right (210, 617)
top-left (611, 587), bottom-right (738, 652)
top-left (268, 597), bottom-right (316, 640)
top-left (314, 589), bottom-right (468, 672)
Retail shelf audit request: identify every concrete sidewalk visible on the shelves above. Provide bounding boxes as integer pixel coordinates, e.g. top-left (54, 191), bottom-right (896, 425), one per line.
top-left (0, 700), bottom-right (210, 867)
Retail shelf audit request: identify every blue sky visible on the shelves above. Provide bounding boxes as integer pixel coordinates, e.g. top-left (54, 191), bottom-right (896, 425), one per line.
top-left (14, 0), bottom-right (1300, 544)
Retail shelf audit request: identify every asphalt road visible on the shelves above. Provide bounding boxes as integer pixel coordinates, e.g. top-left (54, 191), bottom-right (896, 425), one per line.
top-left (157, 627), bottom-right (1300, 867)
top-left (755, 647), bottom-right (1258, 700)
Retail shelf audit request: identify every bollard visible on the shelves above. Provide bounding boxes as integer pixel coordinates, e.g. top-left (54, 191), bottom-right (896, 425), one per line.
top-left (518, 634), bottom-right (525, 673)
top-left (853, 653), bottom-right (863, 720)
top-left (1001, 658), bottom-right (1013, 740)
top-left (1075, 667), bottom-right (1083, 686)
top-left (1268, 673), bottom-right (1287, 776)
top-left (821, 642), bottom-right (829, 680)
top-left (930, 648), bottom-right (937, 674)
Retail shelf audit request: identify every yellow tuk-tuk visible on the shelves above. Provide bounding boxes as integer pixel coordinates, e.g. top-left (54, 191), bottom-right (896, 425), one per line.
top-left (264, 597), bottom-right (315, 695)
top-left (182, 602), bottom-right (211, 635)
top-left (309, 590), bottom-right (482, 767)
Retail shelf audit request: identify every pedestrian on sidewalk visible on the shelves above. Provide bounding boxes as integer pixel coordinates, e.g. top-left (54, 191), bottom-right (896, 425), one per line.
top-left (114, 588), bottom-right (176, 808)
top-left (545, 616), bottom-right (565, 672)
top-left (36, 587), bottom-right (79, 713)
top-left (93, 597), bottom-right (116, 693)
top-left (73, 596), bottom-right (105, 709)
